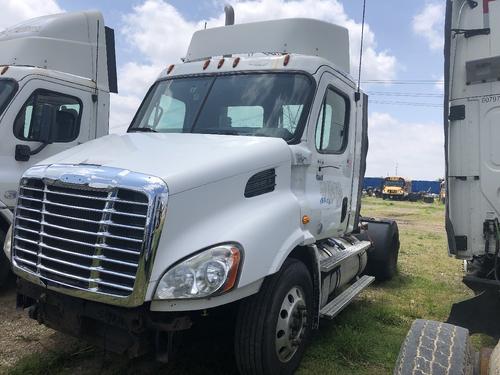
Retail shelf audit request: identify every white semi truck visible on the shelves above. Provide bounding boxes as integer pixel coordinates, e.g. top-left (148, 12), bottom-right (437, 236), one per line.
top-left (394, 0), bottom-right (500, 373)
top-left (0, 11), bottom-right (117, 285)
top-left (3, 9), bottom-right (400, 374)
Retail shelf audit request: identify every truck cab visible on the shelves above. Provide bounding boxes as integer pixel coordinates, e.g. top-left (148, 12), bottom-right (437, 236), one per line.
top-left (5, 14), bottom-right (399, 374)
top-left (0, 11), bottom-right (117, 284)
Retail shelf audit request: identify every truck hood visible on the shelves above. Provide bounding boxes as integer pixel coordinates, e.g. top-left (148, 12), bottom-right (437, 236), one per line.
top-left (39, 133), bottom-right (292, 195)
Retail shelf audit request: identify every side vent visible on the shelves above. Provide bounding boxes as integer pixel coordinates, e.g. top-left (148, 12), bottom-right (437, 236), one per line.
top-left (245, 169), bottom-right (276, 198)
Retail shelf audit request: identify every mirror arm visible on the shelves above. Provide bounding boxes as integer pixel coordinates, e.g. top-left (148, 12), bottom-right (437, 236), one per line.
top-left (29, 142), bottom-right (50, 156)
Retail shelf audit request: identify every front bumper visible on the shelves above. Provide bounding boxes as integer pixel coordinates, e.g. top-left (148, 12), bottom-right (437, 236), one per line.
top-left (17, 278), bottom-right (192, 358)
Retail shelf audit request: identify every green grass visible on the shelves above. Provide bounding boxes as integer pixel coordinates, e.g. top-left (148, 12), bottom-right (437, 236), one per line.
top-left (5, 197), bottom-right (493, 374)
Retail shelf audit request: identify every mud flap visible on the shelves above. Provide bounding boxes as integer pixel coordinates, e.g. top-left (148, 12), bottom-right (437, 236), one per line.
top-left (447, 289), bottom-right (500, 339)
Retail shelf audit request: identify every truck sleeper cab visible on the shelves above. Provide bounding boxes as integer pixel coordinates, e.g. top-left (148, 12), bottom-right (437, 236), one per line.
top-left (0, 11), bottom-right (117, 286)
top-left (6, 15), bottom-right (399, 374)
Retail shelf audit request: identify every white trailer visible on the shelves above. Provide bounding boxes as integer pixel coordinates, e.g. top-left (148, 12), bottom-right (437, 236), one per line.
top-left (394, 1), bottom-right (500, 373)
top-left (4, 9), bottom-right (399, 374)
top-left (0, 11), bottom-right (117, 285)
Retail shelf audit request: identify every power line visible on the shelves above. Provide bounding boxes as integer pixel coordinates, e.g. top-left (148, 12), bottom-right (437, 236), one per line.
top-left (370, 100), bottom-right (443, 108)
top-left (362, 79), bottom-right (444, 85)
top-left (367, 91), bottom-right (443, 98)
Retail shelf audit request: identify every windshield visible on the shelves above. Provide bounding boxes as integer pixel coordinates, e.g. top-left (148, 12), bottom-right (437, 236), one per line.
top-left (384, 180), bottom-right (404, 187)
top-left (129, 73), bottom-right (314, 142)
top-left (0, 79), bottom-right (16, 116)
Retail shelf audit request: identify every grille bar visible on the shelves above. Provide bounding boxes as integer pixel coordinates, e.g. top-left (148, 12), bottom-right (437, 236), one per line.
top-left (39, 241), bottom-right (139, 267)
top-left (37, 264), bottom-right (134, 292)
top-left (38, 253), bottom-right (136, 280)
top-left (19, 196), bottom-right (148, 218)
top-left (21, 186), bottom-right (149, 206)
top-left (13, 175), bottom-right (151, 298)
top-left (41, 221), bottom-right (143, 243)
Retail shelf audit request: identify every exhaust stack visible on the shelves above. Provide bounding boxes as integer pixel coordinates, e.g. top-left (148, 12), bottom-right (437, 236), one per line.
top-left (225, 5), bottom-right (235, 26)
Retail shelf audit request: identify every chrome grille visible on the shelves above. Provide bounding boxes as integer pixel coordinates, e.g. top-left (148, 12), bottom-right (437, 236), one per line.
top-left (13, 177), bottom-right (150, 297)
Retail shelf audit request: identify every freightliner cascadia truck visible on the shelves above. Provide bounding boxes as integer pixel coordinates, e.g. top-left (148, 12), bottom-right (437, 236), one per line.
top-left (3, 8), bottom-right (400, 375)
top-left (0, 11), bottom-right (117, 286)
top-left (394, 1), bottom-right (500, 374)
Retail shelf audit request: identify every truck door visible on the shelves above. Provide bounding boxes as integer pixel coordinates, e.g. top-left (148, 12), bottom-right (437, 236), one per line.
top-left (0, 78), bottom-right (93, 208)
top-left (306, 71), bottom-right (355, 239)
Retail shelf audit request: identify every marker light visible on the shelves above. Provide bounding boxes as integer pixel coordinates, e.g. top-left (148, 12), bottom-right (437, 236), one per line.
top-left (302, 215), bottom-right (310, 225)
top-left (155, 244), bottom-right (242, 300)
top-left (167, 64), bottom-right (175, 74)
top-left (283, 54), bottom-right (290, 66)
top-left (0, 66), bottom-right (8, 75)
top-left (218, 58), bottom-right (225, 69)
top-left (203, 59), bottom-right (211, 70)
top-left (233, 57), bottom-right (240, 68)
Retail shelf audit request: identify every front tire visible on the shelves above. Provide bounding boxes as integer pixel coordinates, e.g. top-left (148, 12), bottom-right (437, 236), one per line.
top-left (234, 259), bottom-right (313, 375)
top-left (0, 229), bottom-right (11, 287)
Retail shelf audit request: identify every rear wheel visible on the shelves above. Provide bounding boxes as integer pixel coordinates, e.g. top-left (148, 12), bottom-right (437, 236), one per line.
top-left (360, 219), bottom-right (400, 281)
top-left (394, 319), bottom-right (474, 375)
top-left (234, 259), bottom-right (313, 375)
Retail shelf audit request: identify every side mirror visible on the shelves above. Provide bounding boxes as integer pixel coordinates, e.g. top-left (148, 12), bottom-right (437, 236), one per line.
top-left (15, 144), bottom-right (31, 162)
top-left (14, 104), bottom-right (56, 162)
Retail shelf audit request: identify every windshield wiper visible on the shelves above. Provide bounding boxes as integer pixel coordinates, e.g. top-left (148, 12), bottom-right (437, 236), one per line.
top-left (128, 127), bottom-right (157, 133)
top-left (198, 129), bottom-right (240, 135)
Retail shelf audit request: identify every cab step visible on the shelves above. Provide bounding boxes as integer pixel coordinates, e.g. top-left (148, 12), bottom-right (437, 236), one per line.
top-left (320, 275), bottom-right (375, 320)
top-left (319, 240), bottom-right (371, 273)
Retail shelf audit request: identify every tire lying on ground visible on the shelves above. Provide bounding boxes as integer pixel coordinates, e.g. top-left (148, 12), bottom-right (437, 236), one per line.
top-left (394, 319), bottom-right (474, 375)
top-left (357, 218), bottom-right (400, 281)
top-left (234, 258), bottom-right (313, 375)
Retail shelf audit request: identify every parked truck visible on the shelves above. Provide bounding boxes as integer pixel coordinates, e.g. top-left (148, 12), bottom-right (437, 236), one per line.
top-left (394, 0), bottom-right (500, 373)
top-left (0, 11), bottom-right (117, 286)
top-left (3, 9), bottom-right (400, 374)
top-left (382, 176), bottom-right (412, 201)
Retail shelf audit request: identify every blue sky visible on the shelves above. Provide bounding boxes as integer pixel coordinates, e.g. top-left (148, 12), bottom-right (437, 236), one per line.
top-left (1, 0), bottom-right (446, 179)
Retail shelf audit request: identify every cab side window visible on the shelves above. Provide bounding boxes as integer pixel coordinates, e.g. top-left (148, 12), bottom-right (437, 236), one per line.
top-left (315, 88), bottom-right (349, 153)
top-left (13, 90), bottom-right (82, 143)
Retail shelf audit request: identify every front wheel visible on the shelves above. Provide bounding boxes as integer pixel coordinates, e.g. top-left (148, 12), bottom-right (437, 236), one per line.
top-left (0, 230), bottom-right (11, 287)
top-left (234, 259), bottom-right (313, 375)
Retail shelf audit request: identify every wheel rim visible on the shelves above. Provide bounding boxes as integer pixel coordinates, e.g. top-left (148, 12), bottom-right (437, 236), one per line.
top-left (275, 285), bottom-right (308, 363)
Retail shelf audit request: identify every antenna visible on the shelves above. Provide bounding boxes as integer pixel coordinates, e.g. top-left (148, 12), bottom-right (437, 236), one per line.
top-left (356, 0), bottom-right (367, 100)
top-left (94, 20), bottom-right (100, 96)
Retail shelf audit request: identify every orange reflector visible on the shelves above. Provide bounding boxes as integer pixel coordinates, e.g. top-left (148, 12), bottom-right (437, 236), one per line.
top-left (0, 66), bottom-right (8, 75)
top-left (167, 64), bottom-right (175, 74)
top-left (232, 57), bottom-right (240, 68)
top-left (222, 247), bottom-right (241, 292)
top-left (218, 58), bottom-right (225, 69)
top-left (302, 215), bottom-right (310, 225)
top-left (203, 59), bottom-right (210, 70)
top-left (283, 54), bottom-right (290, 66)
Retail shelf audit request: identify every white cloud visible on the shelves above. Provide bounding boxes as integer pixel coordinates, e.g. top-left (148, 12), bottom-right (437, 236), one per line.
top-left (0, 0), bottom-right (63, 30)
top-left (111, 0), bottom-right (399, 133)
top-left (366, 112), bottom-right (444, 180)
top-left (412, 2), bottom-right (445, 51)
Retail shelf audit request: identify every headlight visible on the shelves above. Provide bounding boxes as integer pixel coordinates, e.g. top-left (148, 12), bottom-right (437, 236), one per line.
top-left (3, 225), bottom-right (12, 260)
top-left (155, 244), bottom-right (242, 300)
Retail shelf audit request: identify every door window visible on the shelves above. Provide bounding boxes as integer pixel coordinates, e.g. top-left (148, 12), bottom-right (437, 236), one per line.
top-left (315, 88), bottom-right (349, 153)
top-left (13, 90), bottom-right (82, 143)
top-left (0, 79), bottom-right (17, 116)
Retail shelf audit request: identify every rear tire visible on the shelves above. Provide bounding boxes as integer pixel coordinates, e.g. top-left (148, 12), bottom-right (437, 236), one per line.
top-left (360, 219), bottom-right (400, 281)
top-left (0, 230), bottom-right (11, 287)
top-left (394, 319), bottom-right (474, 375)
top-left (234, 259), bottom-right (313, 375)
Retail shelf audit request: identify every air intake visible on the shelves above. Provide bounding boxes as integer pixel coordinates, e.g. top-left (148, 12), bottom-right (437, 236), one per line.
top-left (245, 169), bottom-right (276, 198)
